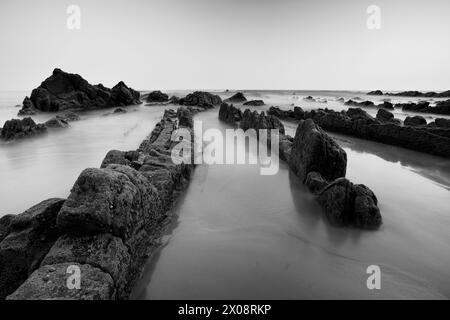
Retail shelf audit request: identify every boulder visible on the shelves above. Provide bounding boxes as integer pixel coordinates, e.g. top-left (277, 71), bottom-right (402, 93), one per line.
top-left (7, 263), bottom-right (114, 300)
top-left (0, 117), bottom-right (47, 140)
top-left (56, 165), bottom-right (164, 240)
top-left (317, 178), bottom-right (382, 229)
top-left (368, 90), bottom-right (383, 95)
top-left (180, 91), bottom-right (222, 108)
top-left (0, 198), bottom-right (65, 299)
top-left (219, 103), bottom-right (242, 124)
top-left (404, 115), bottom-right (426, 126)
top-left (377, 101), bottom-right (394, 110)
top-left (113, 107), bottom-right (127, 114)
top-left (146, 91), bottom-right (169, 103)
top-left (435, 118), bottom-right (450, 128)
top-left (44, 117), bottom-right (69, 128)
top-left (289, 119), bottom-right (347, 183)
top-left (305, 171), bottom-right (328, 194)
top-left (376, 109), bottom-right (394, 123)
top-left (224, 92), bottom-right (247, 103)
top-left (243, 100), bottom-right (264, 106)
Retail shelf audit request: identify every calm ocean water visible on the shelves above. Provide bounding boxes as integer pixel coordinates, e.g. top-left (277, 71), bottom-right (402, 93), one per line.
top-left (1, 90), bottom-right (450, 299)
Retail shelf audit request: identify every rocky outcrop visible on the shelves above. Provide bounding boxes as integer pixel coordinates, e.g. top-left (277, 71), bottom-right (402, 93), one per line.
top-left (179, 91), bottom-right (222, 108)
top-left (218, 105), bottom-right (381, 229)
top-left (289, 119), bottom-right (347, 183)
top-left (146, 91), bottom-right (169, 103)
top-left (18, 68), bottom-right (141, 115)
top-left (0, 117), bottom-right (47, 141)
top-left (434, 118), bottom-right (450, 128)
top-left (0, 198), bottom-right (65, 299)
top-left (404, 115), bottom-right (426, 126)
top-left (376, 109), bottom-right (400, 124)
top-left (224, 92), bottom-right (247, 103)
top-left (219, 103), bottom-right (242, 124)
top-left (268, 106), bottom-right (450, 158)
top-left (344, 100), bottom-right (375, 108)
top-left (243, 100), bottom-right (265, 106)
top-left (7, 107), bottom-right (200, 300)
top-left (367, 90), bottom-right (383, 95)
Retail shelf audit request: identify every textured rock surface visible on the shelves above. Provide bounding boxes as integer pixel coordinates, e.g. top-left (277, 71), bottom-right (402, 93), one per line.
top-left (8, 106), bottom-right (199, 300)
top-left (0, 198), bottom-right (65, 299)
top-left (317, 178), bottom-right (382, 229)
top-left (0, 117), bottom-right (46, 140)
top-left (404, 115), bottom-right (427, 126)
top-left (7, 263), bottom-right (114, 300)
top-left (289, 119), bottom-right (347, 183)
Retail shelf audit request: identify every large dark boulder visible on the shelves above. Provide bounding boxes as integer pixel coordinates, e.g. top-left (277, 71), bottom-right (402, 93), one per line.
top-left (180, 91), bottom-right (222, 108)
top-left (404, 115), bottom-right (427, 126)
top-left (146, 91), bottom-right (169, 103)
top-left (0, 198), bottom-right (65, 299)
top-left (289, 119), bottom-right (347, 183)
top-left (317, 178), bottom-right (382, 229)
top-left (435, 118), bottom-right (450, 128)
top-left (376, 109), bottom-right (394, 123)
top-left (0, 117), bottom-right (47, 140)
top-left (18, 68), bottom-right (140, 114)
top-left (368, 90), bottom-right (383, 95)
top-left (224, 92), bottom-right (247, 103)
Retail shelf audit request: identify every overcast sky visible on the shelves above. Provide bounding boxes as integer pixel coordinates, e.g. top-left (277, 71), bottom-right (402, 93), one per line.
top-left (0, 0), bottom-right (449, 91)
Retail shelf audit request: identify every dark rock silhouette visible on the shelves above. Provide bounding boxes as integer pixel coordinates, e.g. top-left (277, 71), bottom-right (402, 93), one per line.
top-left (367, 90), bottom-right (383, 95)
top-left (0, 117), bottom-right (46, 140)
top-left (179, 91), bottom-right (222, 108)
top-left (18, 68), bottom-right (141, 115)
top-left (267, 106), bottom-right (450, 158)
top-left (289, 119), bottom-right (347, 183)
top-left (146, 91), bottom-right (169, 103)
top-left (224, 92), bottom-right (247, 103)
top-left (404, 115), bottom-right (426, 127)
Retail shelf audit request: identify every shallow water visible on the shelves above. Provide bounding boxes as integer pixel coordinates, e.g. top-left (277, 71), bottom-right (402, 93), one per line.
top-left (1, 91), bottom-right (450, 299)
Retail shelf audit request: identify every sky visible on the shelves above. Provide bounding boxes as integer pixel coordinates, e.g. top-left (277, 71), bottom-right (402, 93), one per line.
top-left (0, 0), bottom-right (449, 91)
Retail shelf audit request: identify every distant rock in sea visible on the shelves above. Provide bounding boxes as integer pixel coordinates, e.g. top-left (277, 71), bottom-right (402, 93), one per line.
top-left (370, 90), bottom-right (450, 98)
top-left (146, 91), bottom-right (169, 103)
top-left (367, 90), bottom-right (383, 95)
top-left (18, 68), bottom-right (141, 115)
top-left (243, 100), bottom-right (264, 106)
top-left (179, 91), bottom-right (222, 108)
top-left (224, 92), bottom-right (247, 103)
top-left (0, 117), bottom-right (47, 140)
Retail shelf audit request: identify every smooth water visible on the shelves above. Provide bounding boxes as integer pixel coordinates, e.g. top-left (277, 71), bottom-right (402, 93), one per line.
top-left (1, 90), bottom-right (449, 299)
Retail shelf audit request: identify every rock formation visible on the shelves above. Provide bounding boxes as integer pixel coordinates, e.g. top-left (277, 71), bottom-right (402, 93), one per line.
top-left (404, 115), bottom-right (427, 127)
top-left (179, 91), bottom-right (222, 108)
top-left (4, 105), bottom-right (207, 300)
top-left (268, 106), bottom-right (450, 158)
top-left (146, 91), bottom-right (169, 103)
top-left (0, 117), bottom-right (47, 141)
top-left (18, 68), bottom-right (141, 115)
top-left (224, 92), bottom-right (247, 103)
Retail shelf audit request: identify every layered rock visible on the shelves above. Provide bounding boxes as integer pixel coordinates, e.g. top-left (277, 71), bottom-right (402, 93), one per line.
top-left (224, 92), bottom-right (247, 103)
top-left (268, 106), bottom-right (450, 158)
top-left (7, 107), bottom-right (200, 300)
top-left (18, 68), bottom-right (141, 115)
